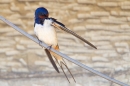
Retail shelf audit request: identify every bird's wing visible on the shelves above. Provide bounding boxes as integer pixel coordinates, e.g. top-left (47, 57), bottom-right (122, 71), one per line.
top-left (51, 18), bottom-right (97, 49)
top-left (45, 49), bottom-right (60, 73)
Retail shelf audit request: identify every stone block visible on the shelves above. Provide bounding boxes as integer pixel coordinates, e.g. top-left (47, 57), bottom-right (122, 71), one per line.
top-left (109, 16), bottom-right (127, 22)
top-left (111, 11), bottom-right (119, 16)
top-left (27, 21), bottom-right (34, 26)
top-left (103, 53), bottom-right (118, 58)
top-left (25, 13), bottom-right (34, 18)
top-left (14, 37), bottom-right (20, 42)
top-left (16, 44), bottom-right (26, 50)
top-left (86, 25), bottom-right (103, 30)
top-left (0, 9), bottom-right (14, 14)
top-left (0, 81), bottom-right (9, 86)
top-left (6, 31), bottom-right (22, 36)
top-left (58, 33), bottom-right (77, 40)
top-left (27, 30), bottom-right (35, 35)
top-left (77, 13), bottom-right (93, 19)
top-left (0, 37), bottom-right (11, 41)
top-left (92, 56), bottom-right (108, 62)
top-left (93, 41), bottom-right (110, 46)
top-left (7, 62), bottom-right (22, 66)
top-left (36, 51), bottom-right (45, 56)
top-left (111, 36), bottom-right (130, 41)
top-left (73, 7), bottom-right (91, 11)
top-left (1, 69), bottom-right (7, 72)
top-left (8, 40), bottom-right (16, 44)
top-left (58, 41), bottom-right (83, 47)
top-left (10, 3), bottom-right (20, 11)
top-left (0, 0), bottom-right (12, 3)
top-left (70, 54), bottom-right (91, 61)
top-left (77, 0), bottom-right (96, 4)
top-left (7, 14), bottom-right (21, 19)
top-left (101, 18), bottom-right (125, 24)
top-left (128, 17), bottom-right (130, 21)
top-left (87, 29), bottom-right (118, 36)
top-left (6, 50), bottom-right (19, 56)
top-left (119, 11), bottom-right (130, 16)
top-left (86, 19), bottom-right (100, 23)
top-left (24, 6), bottom-right (30, 11)
top-left (104, 25), bottom-right (120, 31)
top-left (11, 19), bottom-right (23, 25)
top-left (0, 48), bottom-right (12, 53)
top-left (109, 53), bottom-right (118, 57)
top-left (116, 48), bottom-right (129, 53)
top-left (20, 40), bottom-right (35, 44)
top-left (114, 66), bottom-right (125, 71)
top-left (97, 45), bottom-right (113, 50)
top-left (123, 56), bottom-right (130, 61)
top-left (120, 1), bottom-right (130, 6)
top-left (93, 62), bottom-right (106, 67)
top-left (34, 61), bottom-right (49, 66)
top-left (73, 26), bottom-right (86, 31)
top-left (98, 2), bottom-right (118, 7)
top-left (90, 12), bottom-right (109, 16)
top-left (115, 42), bottom-right (129, 48)
top-left (61, 3), bottom-right (79, 9)
top-left (91, 36), bottom-right (111, 41)
top-left (121, 6), bottom-right (130, 10)
top-left (27, 44), bottom-right (41, 49)
top-left (19, 58), bottom-right (27, 66)
top-left (6, 57), bottom-right (13, 61)
top-left (120, 24), bottom-right (130, 29)
top-left (12, 68), bottom-right (29, 72)
top-left (95, 50), bottom-right (116, 54)
top-left (68, 19), bottom-right (81, 23)
top-left (0, 42), bottom-right (11, 47)
top-left (0, 27), bottom-right (15, 33)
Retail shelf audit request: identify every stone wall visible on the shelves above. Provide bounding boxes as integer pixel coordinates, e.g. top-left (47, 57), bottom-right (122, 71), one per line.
top-left (0, 0), bottom-right (130, 86)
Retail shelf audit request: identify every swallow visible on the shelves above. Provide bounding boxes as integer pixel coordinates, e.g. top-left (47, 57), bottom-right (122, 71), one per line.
top-left (34, 7), bottom-right (97, 83)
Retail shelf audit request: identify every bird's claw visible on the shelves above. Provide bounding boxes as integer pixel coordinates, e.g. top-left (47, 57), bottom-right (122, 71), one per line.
top-left (47, 45), bottom-right (52, 50)
top-left (39, 40), bottom-right (43, 48)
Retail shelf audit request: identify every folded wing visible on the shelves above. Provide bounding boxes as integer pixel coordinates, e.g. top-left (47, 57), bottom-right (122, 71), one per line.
top-left (50, 18), bottom-right (97, 49)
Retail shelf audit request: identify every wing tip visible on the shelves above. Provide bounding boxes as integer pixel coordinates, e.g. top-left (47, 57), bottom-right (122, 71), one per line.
top-left (94, 46), bottom-right (97, 49)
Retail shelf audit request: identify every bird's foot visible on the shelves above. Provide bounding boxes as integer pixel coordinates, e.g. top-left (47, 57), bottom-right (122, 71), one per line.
top-left (39, 40), bottom-right (43, 48)
top-left (47, 45), bottom-right (52, 50)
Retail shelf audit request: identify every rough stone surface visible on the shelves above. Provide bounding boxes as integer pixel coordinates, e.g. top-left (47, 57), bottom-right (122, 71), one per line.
top-left (0, 0), bottom-right (130, 86)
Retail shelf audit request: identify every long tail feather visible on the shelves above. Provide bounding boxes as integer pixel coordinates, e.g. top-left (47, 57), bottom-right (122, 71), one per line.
top-left (45, 49), bottom-right (60, 73)
top-left (49, 45), bottom-right (76, 83)
top-left (55, 57), bottom-right (76, 83)
top-left (61, 62), bottom-right (76, 83)
top-left (60, 62), bottom-right (70, 83)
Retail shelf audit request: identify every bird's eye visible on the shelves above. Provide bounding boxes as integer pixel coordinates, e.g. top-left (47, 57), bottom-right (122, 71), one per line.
top-left (39, 13), bottom-right (48, 19)
top-left (44, 14), bottom-right (48, 18)
top-left (39, 15), bottom-right (45, 19)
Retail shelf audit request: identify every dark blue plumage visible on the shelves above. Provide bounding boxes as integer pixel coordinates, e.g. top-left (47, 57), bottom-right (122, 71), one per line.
top-left (34, 7), bottom-right (49, 26)
top-left (35, 7), bottom-right (48, 18)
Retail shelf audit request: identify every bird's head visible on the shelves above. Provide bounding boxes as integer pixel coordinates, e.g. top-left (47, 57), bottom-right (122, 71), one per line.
top-left (35, 7), bottom-right (49, 19)
top-left (34, 7), bottom-right (49, 25)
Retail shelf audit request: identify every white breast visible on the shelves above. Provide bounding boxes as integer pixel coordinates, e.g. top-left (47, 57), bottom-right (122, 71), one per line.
top-left (34, 19), bottom-right (58, 47)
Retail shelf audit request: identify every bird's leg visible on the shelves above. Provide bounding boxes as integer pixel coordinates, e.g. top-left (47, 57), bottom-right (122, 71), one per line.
top-left (36, 36), bottom-right (43, 48)
top-left (39, 40), bottom-right (43, 48)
